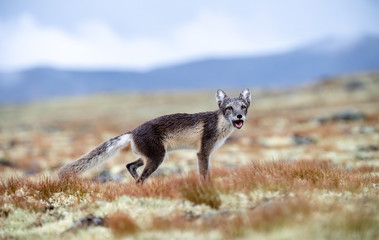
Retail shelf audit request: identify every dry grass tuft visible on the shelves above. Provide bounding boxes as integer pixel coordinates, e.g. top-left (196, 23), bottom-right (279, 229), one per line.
top-left (352, 165), bottom-right (379, 174)
top-left (150, 215), bottom-right (192, 231)
top-left (0, 175), bottom-right (99, 211)
top-left (148, 195), bottom-right (379, 239)
top-left (8, 195), bottom-right (46, 212)
top-left (0, 159), bottom-right (377, 214)
top-left (196, 195), bottom-right (313, 237)
top-left (148, 195), bottom-right (314, 238)
top-left (98, 173), bottom-right (200, 201)
top-left (246, 196), bottom-right (313, 231)
top-left (327, 198), bottom-right (379, 237)
top-left (99, 178), bottom-right (178, 201)
top-left (215, 160), bottom-right (377, 193)
top-left (106, 211), bottom-right (139, 236)
top-left (24, 175), bottom-right (92, 201)
top-left (180, 178), bottom-right (222, 209)
top-left (1, 176), bottom-right (21, 195)
top-left (0, 73), bottom-right (378, 239)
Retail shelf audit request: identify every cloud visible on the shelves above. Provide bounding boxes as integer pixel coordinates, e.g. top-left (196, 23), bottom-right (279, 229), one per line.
top-left (2, 4), bottom-right (378, 72)
top-left (0, 13), bottom-right (289, 71)
top-left (0, 15), bottom-right (96, 70)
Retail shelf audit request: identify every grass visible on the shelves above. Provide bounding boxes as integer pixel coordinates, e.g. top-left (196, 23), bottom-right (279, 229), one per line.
top-left (215, 160), bottom-right (378, 194)
top-left (148, 194), bottom-right (378, 239)
top-left (0, 73), bottom-right (378, 239)
top-left (1, 160), bottom-right (378, 239)
top-left (2, 160), bottom-right (376, 238)
top-left (1, 159), bottom-right (377, 212)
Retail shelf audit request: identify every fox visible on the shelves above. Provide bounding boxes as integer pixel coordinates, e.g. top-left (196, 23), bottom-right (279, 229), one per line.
top-left (58, 89), bottom-right (251, 184)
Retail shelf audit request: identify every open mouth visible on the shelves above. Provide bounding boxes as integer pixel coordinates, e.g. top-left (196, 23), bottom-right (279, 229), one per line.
top-left (232, 120), bottom-right (244, 129)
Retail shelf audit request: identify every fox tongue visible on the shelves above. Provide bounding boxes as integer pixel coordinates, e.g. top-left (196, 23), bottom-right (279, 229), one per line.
top-left (234, 120), bottom-right (243, 128)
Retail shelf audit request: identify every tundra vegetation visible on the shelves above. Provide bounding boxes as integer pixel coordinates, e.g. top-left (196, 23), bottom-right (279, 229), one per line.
top-left (0, 73), bottom-right (378, 239)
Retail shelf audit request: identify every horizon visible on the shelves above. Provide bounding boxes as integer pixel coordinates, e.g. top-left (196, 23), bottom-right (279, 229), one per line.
top-left (1, 33), bottom-right (378, 74)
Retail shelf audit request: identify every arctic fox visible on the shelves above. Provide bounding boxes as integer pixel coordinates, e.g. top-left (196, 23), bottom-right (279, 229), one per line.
top-left (58, 89), bottom-right (251, 184)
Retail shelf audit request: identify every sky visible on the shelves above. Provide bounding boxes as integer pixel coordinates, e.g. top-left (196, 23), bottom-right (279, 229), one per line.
top-left (0, 0), bottom-right (378, 71)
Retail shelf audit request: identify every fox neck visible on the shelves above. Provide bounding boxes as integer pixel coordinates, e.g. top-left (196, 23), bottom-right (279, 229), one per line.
top-left (217, 110), bottom-right (235, 139)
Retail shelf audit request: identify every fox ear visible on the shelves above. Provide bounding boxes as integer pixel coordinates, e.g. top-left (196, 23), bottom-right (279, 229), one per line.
top-left (216, 89), bottom-right (227, 106)
top-left (240, 88), bottom-right (251, 106)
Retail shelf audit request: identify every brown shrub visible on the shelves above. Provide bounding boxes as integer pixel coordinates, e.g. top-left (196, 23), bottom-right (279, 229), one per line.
top-left (150, 215), bottom-right (191, 231)
top-left (106, 211), bottom-right (139, 236)
top-left (180, 176), bottom-right (222, 209)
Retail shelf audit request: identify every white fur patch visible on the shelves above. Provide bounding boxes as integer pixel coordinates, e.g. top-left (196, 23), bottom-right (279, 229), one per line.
top-left (213, 116), bottom-right (234, 152)
top-left (216, 89), bottom-right (227, 104)
top-left (240, 88), bottom-right (251, 103)
top-left (164, 123), bottom-right (204, 151)
top-left (118, 133), bottom-right (131, 146)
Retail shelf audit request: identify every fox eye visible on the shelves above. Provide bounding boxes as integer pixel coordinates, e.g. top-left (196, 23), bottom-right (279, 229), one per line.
top-left (226, 106), bottom-right (233, 111)
top-left (241, 105), bottom-right (247, 110)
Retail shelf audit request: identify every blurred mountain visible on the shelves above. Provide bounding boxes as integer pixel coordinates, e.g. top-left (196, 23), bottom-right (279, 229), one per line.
top-left (1, 35), bottom-right (379, 103)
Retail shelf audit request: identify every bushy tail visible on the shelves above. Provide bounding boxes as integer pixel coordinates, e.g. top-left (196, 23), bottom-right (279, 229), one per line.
top-left (58, 133), bottom-right (131, 178)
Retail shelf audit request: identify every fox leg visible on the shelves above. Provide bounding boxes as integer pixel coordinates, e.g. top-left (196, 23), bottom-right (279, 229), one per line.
top-left (136, 155), bottom-right (165, 185)
top-left (126, 158), bottom-right (144, 180)
top-left (197, 152), bottom-right (211, 183)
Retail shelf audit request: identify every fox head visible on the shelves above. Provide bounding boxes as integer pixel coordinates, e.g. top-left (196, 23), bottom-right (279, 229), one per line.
top-left (216, 88), bottom-right (251, 130)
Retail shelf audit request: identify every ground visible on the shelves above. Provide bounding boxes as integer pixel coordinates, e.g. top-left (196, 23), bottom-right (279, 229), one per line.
top-left (0, 72), bottom-right (378, 239)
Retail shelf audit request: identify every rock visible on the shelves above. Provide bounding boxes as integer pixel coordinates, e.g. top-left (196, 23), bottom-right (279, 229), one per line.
top-left (98, 170), bottom-right (114, 182)
top-left (0, 209), bottom-right (10, 218)
top-left (346, 166), bottom-right (353, 171)
top-left (251, 200), bottom-right (283, 213)
top-left (359, 126), bottom-right (375, 134)
top-left (317, 109), bottom-right (365, 124)
top-left (154, 167), bottom-right (183, 176)
top-left (66, 215), bottom-right (106, 232)
top-left (45, 205), bottom-right (55, 211)
top-left (332, 110), bottom-right (365, 121)
top-left (2, 140), bottom-right (20, 149)
top-left (97, 170), bottom-right (123, 182)
top-left (357, 145), bottom-right (378, 152)
top-left (184, 211), bottom-right (200, 220)
top-left (24, 169), bottom-right (39, 175)
top-left (356, 145), bottom-right (377, 160)
top-left (184, 209), bottom-right (231, 220)
top-left (356, 152), bottom-right (374, 161)
top-left (201, 210), bottom-right (231, 219)
top-left (41, 124), bottom-right (61, 133)
top-left (352, 126), bottom-right (376, 134)
top-left (0, 158), bottom-right (18, 168)
top-left (291, 134), bottom-right (316, 145)
top-left (344, 80), bottom-right (364, 91)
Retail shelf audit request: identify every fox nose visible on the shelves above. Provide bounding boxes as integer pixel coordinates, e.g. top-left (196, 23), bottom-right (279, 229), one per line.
top-left (237, 114), bottom-right (243, 119)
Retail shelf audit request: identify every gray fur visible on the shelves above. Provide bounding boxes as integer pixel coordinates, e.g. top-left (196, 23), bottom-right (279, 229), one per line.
top-left (58, 89), bottom-right (251, 184)
top-left (58, 133), bottom-right (131, 177)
